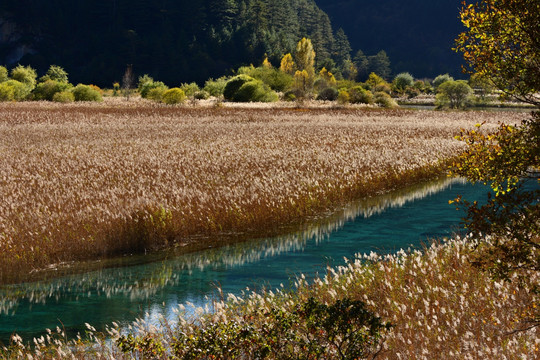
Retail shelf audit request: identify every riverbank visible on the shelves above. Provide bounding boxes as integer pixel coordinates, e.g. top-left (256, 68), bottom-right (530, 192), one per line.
top-left (0, 101), bottom-right (524, 284)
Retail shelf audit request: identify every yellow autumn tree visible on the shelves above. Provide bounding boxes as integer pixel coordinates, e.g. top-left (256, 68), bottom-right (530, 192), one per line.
top-left (280, 53), bottom-right (295, 75)
top-left (295, 38), bottom-right (316, 91)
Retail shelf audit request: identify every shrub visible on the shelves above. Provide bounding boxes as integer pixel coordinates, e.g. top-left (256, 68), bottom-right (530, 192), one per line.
top-left (433, 74), bottom-right (454, 90)
top-left (435, 80), bottom-right (473, 109)
top-left (194, 90), bottom-right (210, 100)
top-left (283, 90), bottom-right (298, 102)
top-left (10, 65), bottom-right (37, 90)
top-left (365, 72), bottom-right (386, 90)
top-left (40, 65), bottom-right (69, 83)
top-left (232, 80), bottom-right (278, 102)
top-left (72, 84), bottom-right (103, 102)
top-left (2, 79), bottom-right (31, 100)
top-left (223, 75), bottom-right (256, 101)
top-left (140, 80), bottom-right (168, 99)
top-left (374, 91), bottom-right (398, 108)
top-left (242, 66), bottom-right (293, 92)
top-left (373, 82), bottom-right (392, 94)
top-left (348, 86), bottom-right (374, 104)
top-left (316, 87), bottom-right (339, 101)
top-left (337, 89), bottom-right (350, 104)
top-left (137, 74), bottom-right (154, 92)
top-left (161, 88), bottom-right (186, 104)
top-left (0, 66), bottom-right (8, 83)
top-left (393, 72), bottom-right (414, 92)
top-left (0, 82), bottom-right (15, 101)
top-left (52, 90), bottom-right (75, 103)
top-left (33, 80), bottom-right (72, 101)
top-left (180, 82), bottom-right (200, 98)
top-left (147, 87), bottom-right (168, 101)
top-left (204, 77), bottom-right (228, 97)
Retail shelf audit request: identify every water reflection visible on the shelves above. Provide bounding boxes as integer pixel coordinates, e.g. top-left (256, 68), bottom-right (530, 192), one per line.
top-left (0, 177), bottom-right (468, 341)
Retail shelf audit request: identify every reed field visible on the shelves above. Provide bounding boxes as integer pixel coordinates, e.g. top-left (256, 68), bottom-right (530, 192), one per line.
top-left (0, 100), bottom-right (524, 284)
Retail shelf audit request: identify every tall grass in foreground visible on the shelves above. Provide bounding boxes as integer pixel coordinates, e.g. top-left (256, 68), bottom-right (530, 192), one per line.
top-left (1, 237), bottom-right (537, 359)
top-left (0, 101), bottom-right (524, 283)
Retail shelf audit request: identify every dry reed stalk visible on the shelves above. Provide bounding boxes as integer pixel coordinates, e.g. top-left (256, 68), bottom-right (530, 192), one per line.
top-left (0, 101), bottom-right (524, 283)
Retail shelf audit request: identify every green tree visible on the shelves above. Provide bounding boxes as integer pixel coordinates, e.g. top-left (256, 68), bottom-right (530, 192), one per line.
top-left (432, 73), bottom-right (454, 90)
top-left (10, 65), bottom-right (37, 90)
top-left (435, 80), bottom-right (473, 109)
top-left (368, 51), bottom-right (391, 80)
top-left (392, 72), bottom-right (414, 93)
top-left (353, 50), bottom-right (369, 81)
top-left (333, 28), bottom-right (351, 69)
top-left (40, 65), bottom-right (69, 83)
top-left (0, 66), bottom-right (8, 83)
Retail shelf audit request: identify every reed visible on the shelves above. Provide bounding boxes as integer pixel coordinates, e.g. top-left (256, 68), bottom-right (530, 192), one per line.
top-left (0, 100), bottom-right (523, 283)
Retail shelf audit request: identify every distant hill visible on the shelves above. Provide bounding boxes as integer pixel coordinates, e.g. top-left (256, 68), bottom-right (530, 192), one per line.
top-left (0, 0), bottom-right (338, 86)
top-left (315, 0), bottom-right (466, 79)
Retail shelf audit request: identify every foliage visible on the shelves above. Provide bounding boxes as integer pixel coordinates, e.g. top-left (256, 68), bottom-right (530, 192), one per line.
top-left (1, 79), bottom-right (31, 100)
top-left (432, 73), bottom-right (454, 90)
top-left (223, 74), bottom-right (255, 100)
top-left (0, 82), bottom-right (15, 101)
top-left (365, 72), bottom-right (386, 90)
top-left (469, 72), bottom-right (495, 102)
top-left (71, 84), bottom-right (103, 102)
top-left (341, 59), bottom-right (358, 81)
top-left (194, 90), bottom-right (210, 100)
top-left (10, 65), bottom-right (37, 90)
top-left (161, 88), bottom-right (186, 104)
top-left (117, 297), bottom-right (390, 359)
top-left (0, 66), bottom-right (9, 83)
top-left (239, 65), bottom-right (293, 92)
top-left (52, 90), bottom-right (75, 103)
top-left (367, 51), bottom-right (391, 80)
top-left (204, 77), bottom-right (228, 97)
top-left (40, 65), bottom-right (69, 83)
top-left (232, 80), bottom-right (278, 102)
top-left (179, 82), bottom-right (200, 98)
top-left (293, 70), bottom-right (310, 96)
top-left (348, 86), bottom-right (374, 104)
top-left (295, 38), bottom-right (316, 91)
top-left (32, 79), bottom-right (72, 101)
top-left (337, 89), bottom-right (350, 104)
top-left (392, 72), bottom-right (414, 93)
top-left (455, 0), bottom-right (540, 106)
top-left (139, 78), bottom-right (168, 99)
top-left (435, 80), bottom-right (473, 109)
top-left (317, 87), bottom-right (339, 101)
top-left (147, 87), bottom-right (168, 102)
top-left (374, 91), bottom-right (398, 108)
top-left (280, 53), bottom-right (295, 75)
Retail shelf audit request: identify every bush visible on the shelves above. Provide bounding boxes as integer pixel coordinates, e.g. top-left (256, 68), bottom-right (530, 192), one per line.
top-left (348, 86), bottom-right (374, 104)
top-left (161, 88), bottom-right (186, 104)
top-left (373, 82), bottom-right (392, 94)
top-left (0, 66), bottom-right (8, 83)
top-left (72, 84), bottom-right (103, 102)
top-left (180, 82), bottom-right (200, 98)
top-left (194, 90), bottom-right (210, 100)
top-left (10, 65), bottom-right (37, 90)
top-left (147, 87), bottom-right (168, 101)
top-left (433, 74), bottom-right (454, 90)
top-left (232, 80), bottom-right (278, 102)
top-left (223, 75), bottom-right (256, 100)
top-left (204, 77), bottom-right (228, 97)
top-left (435, 80), bottom-right (473, 109)
top-left (0, 82), bottom-right (15, 101)
top-left (33, 80), bottom-right (72, 101)
top-left (393, 72), bottom-right (414, 92)
top-left (283, 90), bottom-right (299, 102)
top-left (52, 90), bottom-right (75, 103)
top-left (1, 79), bottom-right (31, 100)
top-left (140, 81), bottom-right (168, 99)
top-left (241, 66), bottom-right (293, 92)
top-left (40, 65), bottom-right (69, 83)
top-left (316, 87), bottom-right (339, 101)
top-left (337, 89), bottom-right (350, 104)
top-left (374, 91), bottom-right (398, 108)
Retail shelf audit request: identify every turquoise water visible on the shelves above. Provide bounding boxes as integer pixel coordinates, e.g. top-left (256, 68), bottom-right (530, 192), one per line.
top-left (0, 178), bottom-right (500, 343)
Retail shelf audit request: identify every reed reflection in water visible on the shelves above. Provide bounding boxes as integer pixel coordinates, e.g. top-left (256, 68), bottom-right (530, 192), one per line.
top-left (0, 177), bottom-right (472, 342)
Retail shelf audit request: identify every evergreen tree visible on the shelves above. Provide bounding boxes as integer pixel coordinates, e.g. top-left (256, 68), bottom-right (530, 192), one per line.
top-left (368, 50), bottom-right (391, 80)
top-left (354, 50), bottom-right (370, 81)
top-left (333, 28), bottom-right (351, 68)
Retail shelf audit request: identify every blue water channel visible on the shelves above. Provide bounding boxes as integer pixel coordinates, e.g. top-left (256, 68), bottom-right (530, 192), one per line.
top-left (0, 178), bottom-right (512, 343)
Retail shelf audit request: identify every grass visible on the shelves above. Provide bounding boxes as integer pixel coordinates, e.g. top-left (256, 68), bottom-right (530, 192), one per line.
top-left (0, 99), bottom-right (524, 284)
top-left (1, 237), bottom-right (537, 359)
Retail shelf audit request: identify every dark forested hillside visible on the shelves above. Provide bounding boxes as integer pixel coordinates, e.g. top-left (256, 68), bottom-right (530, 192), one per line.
top-left (315, 0), bottom-right (465, 79)
top-left (0, 0), bottom-right (337, 86)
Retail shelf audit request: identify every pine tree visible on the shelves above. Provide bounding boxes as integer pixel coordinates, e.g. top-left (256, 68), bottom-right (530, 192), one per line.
top-left (333, 28), bottom-right (351, 68)
top-left (368, 50), bottom-right (391, 80)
